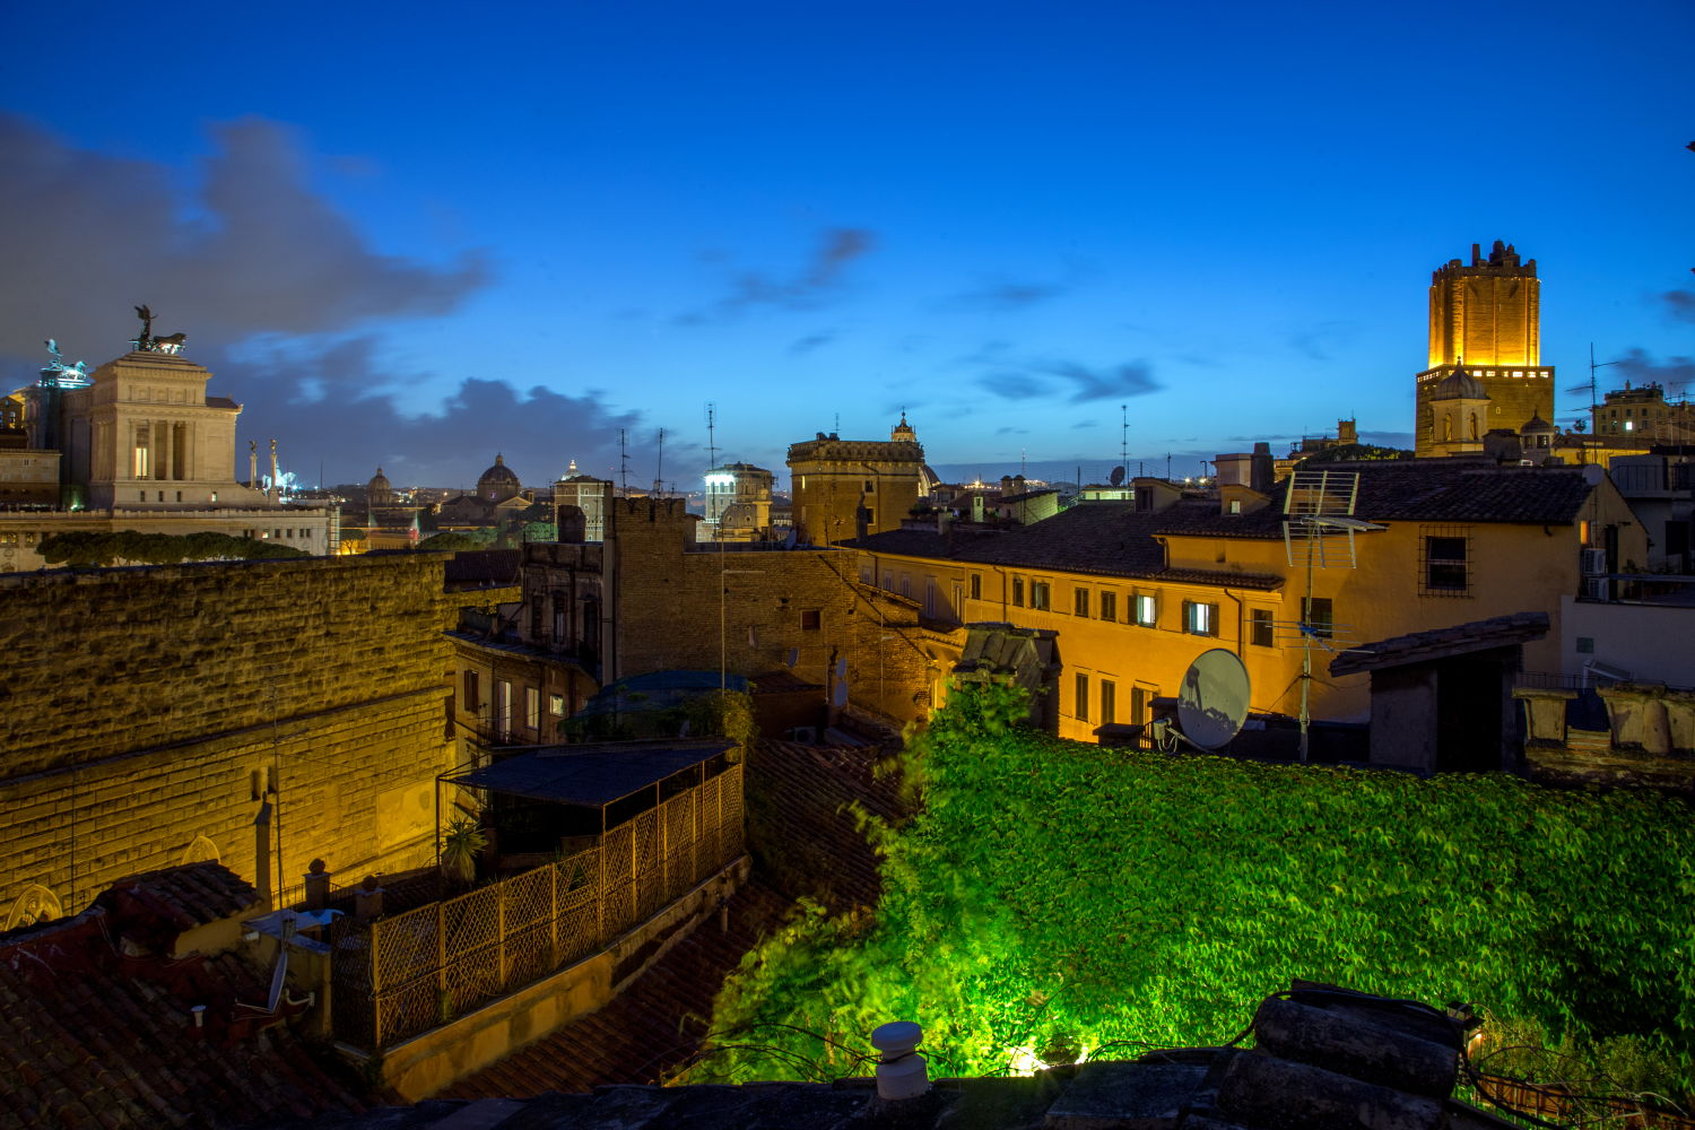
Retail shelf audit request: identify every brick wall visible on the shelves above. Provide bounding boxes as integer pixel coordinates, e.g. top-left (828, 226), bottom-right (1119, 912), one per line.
top-left (0, 555), bottom-right (456, 920)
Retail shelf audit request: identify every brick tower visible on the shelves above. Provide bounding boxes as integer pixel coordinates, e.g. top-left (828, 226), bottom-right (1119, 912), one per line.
top-left (1414, 241), bottom-right (1555, 456)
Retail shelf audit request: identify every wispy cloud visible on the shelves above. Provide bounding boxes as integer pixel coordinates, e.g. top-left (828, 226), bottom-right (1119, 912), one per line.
top-left (1613, 348), bottom-right (1695, 394)
top-left (788, 330), bottom-right (836, 355)
top-left (1287, 320), bottom-right (1354, 361)
top-left (944, 280), bottom-right (1070, 312)
top-left (1664, 289), bottom-right (1695, 324)
top-left (677, 227), bottom-right (875, 324)
top-left (970, 350), bottom-right (1163, 405)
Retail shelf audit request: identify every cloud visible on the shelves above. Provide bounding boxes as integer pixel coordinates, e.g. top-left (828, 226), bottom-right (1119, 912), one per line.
top-left (1611, 348), bottom-right (1695, 394)
top-left (945, 280), bottom-right (1070, 312)
top-left (788, 330), bottom-right (835, 355)
top-left (223, 337), bottom-right (644, 487)
top-left (0, 114), bottom-right (488, 365)
top-left (1287, 320), bottom-right (1354, 361)
top-left (971, 352), bottom-right (1163, 405)
top-left (1664, 289), bottom-right (1695, 324)
top-left (678, 227), bottom-right (875, 323)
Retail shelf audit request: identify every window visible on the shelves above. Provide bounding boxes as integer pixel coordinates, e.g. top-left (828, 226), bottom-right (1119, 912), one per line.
top-left (1100, 679), bottom-right (1116, 724)
top-left (883, 572), bottom-right (895, 591)
top-left (1133, 594), bottom-right (1157, 627)
top-left (863, 479), bottom-right (876, 493)
top-left (1073, 588), bottom-right (1090, 617)
top-left (864, 508), bottom-right (876, 527)
top-left (1131, 686), bottom-right (1150, 725)
top-left (463, 671), bottom-right (481, 713)
top-left (1250, 608), bottom-right (1275, 648)
top-left (1012, 576), bottom-right (1025, 607)
top-left (969, 573), bottom-right (982, 600)
top-left (1031, 581), bottom-right (1050, 610)
top-left (525, 686), bottom-right (541, 731)
top-left (1301, 597), bottom-right (1334, 639)
top-left (1183, 600), bottom-right (1218, 636)
top-left (1099, 591), bottom-right (1117, 622)
top-left (496, 680), bottom-right (513, 737)
top-left (1423, 533), bottom-right (1470, 594)
top-left (900, 574), bottom-right (911, 598)
top-left (801, 609), bottom-right (822, 630)
top-left (550, 693), bottom-right (567, 715)
top-left (1074, 673), bottom-right (1090, 722)
top-left (952, 582), bottom-right (964, 616)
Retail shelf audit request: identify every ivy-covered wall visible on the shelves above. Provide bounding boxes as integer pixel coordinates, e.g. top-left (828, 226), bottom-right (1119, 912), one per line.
top-left (703, 680), bottom-right (1695, 1095)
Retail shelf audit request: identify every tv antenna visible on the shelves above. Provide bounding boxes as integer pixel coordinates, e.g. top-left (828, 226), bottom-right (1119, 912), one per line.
top-left (1282, 470), bottom-right (1383, 761)
top-left (1162, 648), bottom-right (1252, 752)
top-left (654, 427), bottom-right (665, 496)
top-left (1120, 403), bottom-right (1129, 470)
top-left (1564, 344), bottom-right (1623, 429)
top-left (618, 429), bottom-right (629, 495)
top-left (706, 403), bottom-right (718, 472)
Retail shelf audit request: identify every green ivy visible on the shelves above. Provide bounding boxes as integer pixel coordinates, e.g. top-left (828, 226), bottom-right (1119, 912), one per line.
top-left (700, 679), bottom-right (1695, 1096)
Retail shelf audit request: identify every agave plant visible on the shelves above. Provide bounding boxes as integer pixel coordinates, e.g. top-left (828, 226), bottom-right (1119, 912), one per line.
top-left (440, 816), bottom-right (487, 887)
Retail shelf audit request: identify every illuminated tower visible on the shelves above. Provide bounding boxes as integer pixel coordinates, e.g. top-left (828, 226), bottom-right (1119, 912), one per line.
top-left (788, 414), bottom-right (927, 545)
top-left (1414, 241), bottom-right (1555, 456)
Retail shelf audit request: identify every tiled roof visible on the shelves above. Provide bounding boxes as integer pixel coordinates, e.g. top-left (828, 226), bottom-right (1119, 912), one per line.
top-left (1330, 612), bottom-right (1551, 677)
top-left (849, 506), bottom-right (1283, 589)
top-left (92, 862), bottom-right (261, 933)
top-left (0, 906), bottom-right (365, 1129)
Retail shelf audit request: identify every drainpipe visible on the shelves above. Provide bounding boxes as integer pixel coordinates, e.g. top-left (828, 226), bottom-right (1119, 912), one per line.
top-left (1222, 587), bottom-right (1245, 658)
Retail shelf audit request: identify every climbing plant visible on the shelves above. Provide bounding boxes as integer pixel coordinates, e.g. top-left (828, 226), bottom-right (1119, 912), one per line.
top-left (699, 678), bottom-right (1695, 1096)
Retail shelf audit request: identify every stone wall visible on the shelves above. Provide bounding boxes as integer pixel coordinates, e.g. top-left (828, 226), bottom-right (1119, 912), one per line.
top-left (0, 555), bottom-right (456, 920)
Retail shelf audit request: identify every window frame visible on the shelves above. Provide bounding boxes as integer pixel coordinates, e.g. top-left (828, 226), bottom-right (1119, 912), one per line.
top-left (1183, 600), bottom-right (1219, 637)
top-left (1073, 587), bottom-right (1090, 617)
top-left (1133, 593), bottom-right (1157, 627)
top-left (1099, 590), bottom-right (1117, 622)
top-left (1421, 528), bottom-right (1471, 595)
top-left (1031, 580), bottom-right (1051, 610)
top-left (1074, 672), bottom-right (1090, 722)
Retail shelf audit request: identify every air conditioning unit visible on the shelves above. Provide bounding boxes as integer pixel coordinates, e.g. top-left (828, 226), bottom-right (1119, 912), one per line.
top-left (1581, 548), bottom-right (1607, 575)
top-left (1584, 577), bottom-right (1609, 601)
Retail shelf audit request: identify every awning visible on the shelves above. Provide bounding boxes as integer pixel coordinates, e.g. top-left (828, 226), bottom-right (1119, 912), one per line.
top-left (443, 738), bottom-right (735, 808)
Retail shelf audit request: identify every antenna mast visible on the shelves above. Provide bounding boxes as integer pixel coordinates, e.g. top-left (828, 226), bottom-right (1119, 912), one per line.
top-left (618, 429), bottom-right (629, 495)
top-left (1120, 403), bottom-right (1129, 468)
top-left (654, 427), bottom-right (665, 496)
top-left (706, 403), bottom-right (718, 472)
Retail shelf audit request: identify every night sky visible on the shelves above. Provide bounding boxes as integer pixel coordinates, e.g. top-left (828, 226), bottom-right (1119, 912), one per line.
top-left (2, 1), bottom-right (1691, 490)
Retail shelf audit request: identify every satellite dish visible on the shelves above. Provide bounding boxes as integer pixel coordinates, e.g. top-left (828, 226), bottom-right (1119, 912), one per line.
top-left (1176, 648), bottom-right (1251, 751)
top-left (1109, 465), bottom-right (1126, 486)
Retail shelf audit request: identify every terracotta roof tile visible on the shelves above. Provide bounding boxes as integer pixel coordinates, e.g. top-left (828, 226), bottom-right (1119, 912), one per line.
top-left (92, 862), bottom-right (261, 932)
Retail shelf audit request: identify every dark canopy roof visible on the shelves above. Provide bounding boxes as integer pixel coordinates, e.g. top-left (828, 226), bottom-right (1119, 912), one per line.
top-left (445, 738), bottom-right (735, 807)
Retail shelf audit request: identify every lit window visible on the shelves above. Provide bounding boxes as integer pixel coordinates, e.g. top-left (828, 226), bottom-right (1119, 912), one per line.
top-left (526, 686), bottom-right (541, 731)
top-left (1183, 600), bottom-right (1218, 636)
top-left (1031, 581), bottom-right (1050, 610)
top-left (1133, 594), bottom-right (1157, 627)
top-left (549, 694), bottom-right (567, 715)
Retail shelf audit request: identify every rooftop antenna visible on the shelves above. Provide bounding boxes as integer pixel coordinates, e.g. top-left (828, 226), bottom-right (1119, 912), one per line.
top-left (1120, 403), bottom-right (1129, 469)
top-left (1282, 470), bottom-right (1384, 762)
top-left (834, 411), bottom-right (840, 435)
top-left (706, 402), bottom-right (718, 472)
top-left (654, 427), bottom-right (665, 496)
top-left (618, 429), bottom-right (629, 495)
top-left (1566, 344), bottom-right (1623, 430)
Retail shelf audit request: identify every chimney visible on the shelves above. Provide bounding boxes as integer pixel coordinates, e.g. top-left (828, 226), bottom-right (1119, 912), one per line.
top-left (304, 859), bottom-right (330, 911)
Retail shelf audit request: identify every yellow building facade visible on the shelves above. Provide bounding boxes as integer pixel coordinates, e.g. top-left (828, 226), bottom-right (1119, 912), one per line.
top-left (852, 464), bottom-right (1644, 744)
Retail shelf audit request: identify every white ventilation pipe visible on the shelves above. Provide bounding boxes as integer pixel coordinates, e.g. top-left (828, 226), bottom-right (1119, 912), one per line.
top-left (871, 1020), bottom-right (929, 1100)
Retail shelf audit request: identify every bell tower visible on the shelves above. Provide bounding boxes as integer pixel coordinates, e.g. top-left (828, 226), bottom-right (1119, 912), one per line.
top-left (1415, 241), bottom-right (1555, 456)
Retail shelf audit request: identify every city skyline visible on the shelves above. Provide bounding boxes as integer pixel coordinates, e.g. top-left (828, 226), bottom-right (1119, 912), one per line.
top-left (2, 1), bottom-right (1691, 488)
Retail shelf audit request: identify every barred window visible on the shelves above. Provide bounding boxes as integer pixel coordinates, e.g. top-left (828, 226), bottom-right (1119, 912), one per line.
top-left (1421, 528), bottom-right (1471, 595)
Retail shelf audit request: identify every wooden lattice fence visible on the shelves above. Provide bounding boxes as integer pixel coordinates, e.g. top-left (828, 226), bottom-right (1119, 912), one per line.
top-left (331, 763), bottom-right (743, 1050)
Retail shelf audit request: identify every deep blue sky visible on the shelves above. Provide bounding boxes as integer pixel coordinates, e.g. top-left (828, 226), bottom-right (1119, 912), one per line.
top-left (3, 1), bottom-right (1691, 489)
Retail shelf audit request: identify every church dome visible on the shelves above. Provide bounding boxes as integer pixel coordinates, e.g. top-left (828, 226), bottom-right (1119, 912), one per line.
top-left (367, 466), bottom-right (393, 505)
top-left (1431, 367), bottom-right (1487, 401)
top-left (477, 454), bottom-right (521, 502)
top-left (1520, 413), bottom-right (1557, 436)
